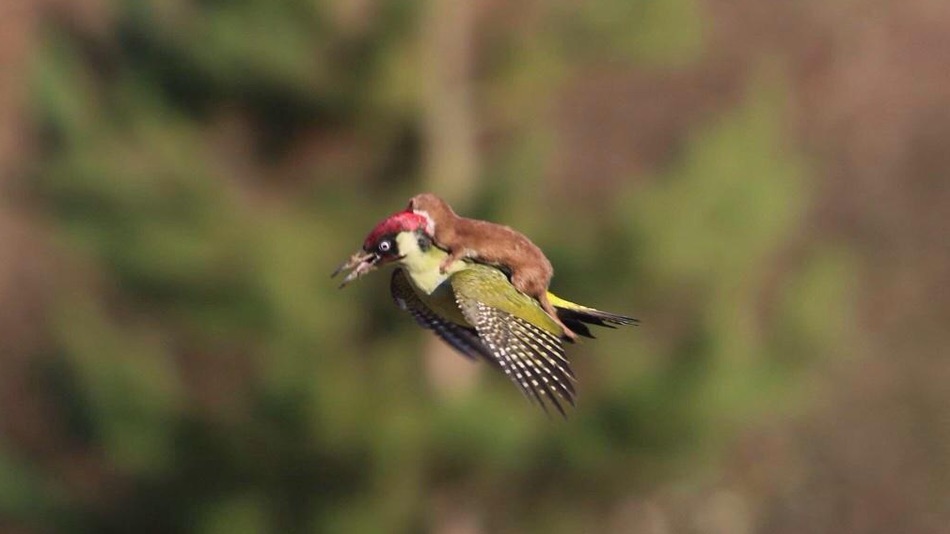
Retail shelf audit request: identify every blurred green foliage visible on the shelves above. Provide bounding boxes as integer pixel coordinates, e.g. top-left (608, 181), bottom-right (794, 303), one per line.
top-left (3, 0), bottom-right (851, 532)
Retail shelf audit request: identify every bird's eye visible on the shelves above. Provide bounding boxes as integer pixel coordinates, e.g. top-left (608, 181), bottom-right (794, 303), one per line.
top-left (378, 240), bottom-right (392, 253)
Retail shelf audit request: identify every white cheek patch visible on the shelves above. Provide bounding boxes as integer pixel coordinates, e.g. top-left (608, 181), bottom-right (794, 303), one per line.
top-left (395, 232), bottom-right (421, 255)
top-left (413, 209), bottom-right (436, 235)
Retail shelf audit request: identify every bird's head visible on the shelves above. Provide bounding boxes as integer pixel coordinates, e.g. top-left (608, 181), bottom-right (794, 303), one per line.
top-left (331, 209), bottom-right (430, 287)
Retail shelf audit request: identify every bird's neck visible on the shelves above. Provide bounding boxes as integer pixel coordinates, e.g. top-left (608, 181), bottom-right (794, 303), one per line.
top-left (395, 232), bottom-right (466, 295)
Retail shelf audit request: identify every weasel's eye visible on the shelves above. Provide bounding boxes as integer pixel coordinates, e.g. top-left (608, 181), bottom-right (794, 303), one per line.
top-left (378, 240), bottom-right (393, 253)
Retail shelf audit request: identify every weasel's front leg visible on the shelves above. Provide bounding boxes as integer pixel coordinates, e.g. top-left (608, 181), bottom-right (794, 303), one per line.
top-left (439, 248), bottom-right (466, 274)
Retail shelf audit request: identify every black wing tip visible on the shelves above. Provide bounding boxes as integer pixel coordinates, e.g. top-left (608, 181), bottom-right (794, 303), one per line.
top-left (547, 392), bottom-right (568, 418)
top-left (458, 299), bottom-right (580, 418)
top-left (508, 317), bottom-right (577, 416)
top-left (524, 385), bottom-right (573, 418)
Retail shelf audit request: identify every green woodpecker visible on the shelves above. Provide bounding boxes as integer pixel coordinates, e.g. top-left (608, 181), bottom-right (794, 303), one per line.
top-left (333, 210), bottom-right (637, 415)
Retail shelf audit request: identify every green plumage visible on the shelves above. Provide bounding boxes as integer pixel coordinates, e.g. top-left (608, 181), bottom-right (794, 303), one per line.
top-left (388, 230), bottom-right (637, 414)
top-left (391, 267), bottom-right (575, 414)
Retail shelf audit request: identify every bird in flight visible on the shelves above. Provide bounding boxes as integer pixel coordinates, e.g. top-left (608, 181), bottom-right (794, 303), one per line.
top-left (333, 202), bottom-right (637, 415)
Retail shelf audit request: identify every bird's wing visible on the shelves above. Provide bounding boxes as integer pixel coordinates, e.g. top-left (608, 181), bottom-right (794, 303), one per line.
top-left (453, 264), bottom-right (563, 333)
top-left (450, 267), bottom-right (576, 415)
top-left (390, 268), bottom-right (498, 366)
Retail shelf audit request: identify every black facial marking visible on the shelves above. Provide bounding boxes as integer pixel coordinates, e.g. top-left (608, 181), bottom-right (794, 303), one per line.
top-left (417, 232), bottom-right (431, 252)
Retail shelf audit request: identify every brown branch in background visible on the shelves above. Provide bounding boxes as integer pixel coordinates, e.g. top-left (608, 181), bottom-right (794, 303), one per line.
top-left (422, 0), bottom-right (478, 208)
top-left (0, 0), bottom-right (120, 514)
top-left (420, 0), bottom-right (482, 401)
top-left (0, 0), bottom-right (50, 448)
top-left (0, 1), bottom-right (38, 178)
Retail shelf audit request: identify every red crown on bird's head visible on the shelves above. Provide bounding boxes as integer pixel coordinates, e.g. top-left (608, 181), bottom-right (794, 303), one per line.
top-left (362, 209), bottom-right (428, 251)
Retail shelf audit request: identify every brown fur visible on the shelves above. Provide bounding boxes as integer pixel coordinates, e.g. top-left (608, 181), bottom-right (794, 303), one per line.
top-left (408, 193), bottom-right (578, 341)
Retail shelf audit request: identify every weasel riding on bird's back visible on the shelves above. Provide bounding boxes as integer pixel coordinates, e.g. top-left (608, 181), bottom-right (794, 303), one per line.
top-left (332, 195), bottom-right (638, 414)
top-left (408, 193), bottom-right (580, 340)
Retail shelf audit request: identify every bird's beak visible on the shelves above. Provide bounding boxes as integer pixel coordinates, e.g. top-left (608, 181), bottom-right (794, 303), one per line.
top-left (331, 250), bottom-right (381, 288)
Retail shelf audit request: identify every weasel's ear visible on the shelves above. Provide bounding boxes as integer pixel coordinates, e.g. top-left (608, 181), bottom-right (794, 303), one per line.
top-left (406, 197), bottom-right (416, 211)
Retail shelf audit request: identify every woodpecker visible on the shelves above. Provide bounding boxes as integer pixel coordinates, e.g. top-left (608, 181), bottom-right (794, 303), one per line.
top-left (407, 193), bottom-right (580, 340)
top-left (332, 209), bottom-right (637, 415)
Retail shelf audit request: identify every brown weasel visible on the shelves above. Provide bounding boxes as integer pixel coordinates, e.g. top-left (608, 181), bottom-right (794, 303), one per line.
top-left (408, 193), bottom-right (579, 341)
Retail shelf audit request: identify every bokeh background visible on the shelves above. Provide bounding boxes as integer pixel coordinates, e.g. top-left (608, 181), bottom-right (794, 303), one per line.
top-left (1, 0), bottom-right (948, 532)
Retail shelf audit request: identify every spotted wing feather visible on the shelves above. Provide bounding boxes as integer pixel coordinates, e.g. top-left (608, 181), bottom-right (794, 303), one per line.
top-left (455, 297), bottom-right (576, 416)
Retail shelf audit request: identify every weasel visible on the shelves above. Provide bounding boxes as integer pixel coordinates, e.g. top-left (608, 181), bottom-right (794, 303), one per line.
top-left (408, 193), bottom-right (578, 341)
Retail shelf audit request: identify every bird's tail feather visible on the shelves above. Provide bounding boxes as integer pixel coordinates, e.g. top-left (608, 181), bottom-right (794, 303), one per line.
top-left (547, 293), bottom-right (639, 339)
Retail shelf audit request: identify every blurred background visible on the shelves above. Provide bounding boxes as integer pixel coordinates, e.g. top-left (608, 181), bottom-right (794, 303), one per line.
top-left (1, 0), bottom-right (948, 532)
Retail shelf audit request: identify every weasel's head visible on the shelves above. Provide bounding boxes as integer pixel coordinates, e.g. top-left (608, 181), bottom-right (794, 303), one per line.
top-left (407, 192), bottom-right (456, 234)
